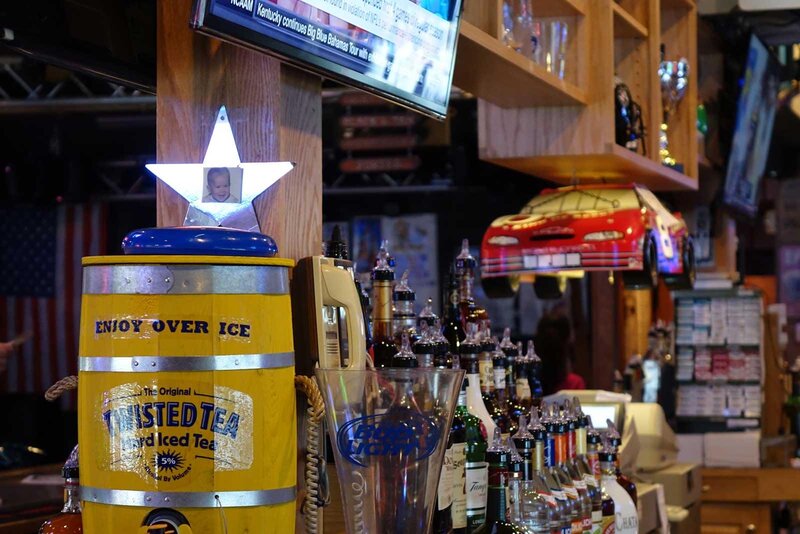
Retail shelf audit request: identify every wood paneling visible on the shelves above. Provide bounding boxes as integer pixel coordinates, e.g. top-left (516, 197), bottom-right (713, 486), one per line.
top-left (156, 0), bottom-right (321, 261)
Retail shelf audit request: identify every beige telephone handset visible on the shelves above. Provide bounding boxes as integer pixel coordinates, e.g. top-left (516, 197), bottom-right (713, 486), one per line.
top-left (309, 255), bottom-right (368, 370)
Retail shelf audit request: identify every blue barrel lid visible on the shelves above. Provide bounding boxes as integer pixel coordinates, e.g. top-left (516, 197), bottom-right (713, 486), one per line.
top-left (122, 227), bottom-right (278, 257)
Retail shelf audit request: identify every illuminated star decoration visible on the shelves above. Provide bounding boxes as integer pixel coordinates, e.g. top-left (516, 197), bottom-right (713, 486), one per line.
top-left (146, 106), bottom-right (294, 232)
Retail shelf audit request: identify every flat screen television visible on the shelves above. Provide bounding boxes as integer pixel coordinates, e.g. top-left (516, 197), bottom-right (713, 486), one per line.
top-left (191, 0), bottom-right (463, 119)
top-left (722, 34), bottom-right (780, 218)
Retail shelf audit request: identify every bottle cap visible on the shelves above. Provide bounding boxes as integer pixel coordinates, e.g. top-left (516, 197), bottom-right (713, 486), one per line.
top-left (372, 240), bottom-right (395, 281)
top-left (455, 238), bottom-right (477, 271)
top-left (486, 427), bottom-right (509, 466)
top-left (392, 332), bottom-right (418, 368)
top-left (324, 225), bottom-right (349, 259)
top-left (393, 270), bottom-right (415, 301)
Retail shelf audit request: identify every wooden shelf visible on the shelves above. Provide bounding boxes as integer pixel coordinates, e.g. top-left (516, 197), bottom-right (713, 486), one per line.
top-left (537, 0), bottom-right (587, 17)
top-left (485, 143), bottom-right (698, 191)
top-left (454, 21), bottom-right (588, 108)
top-left (613, 3), bottom-right (648, 38)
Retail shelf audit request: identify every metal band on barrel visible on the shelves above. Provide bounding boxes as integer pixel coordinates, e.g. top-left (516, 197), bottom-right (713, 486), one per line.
top-left (79, 352), bottom-right (294, 372)
top-left (81, 486), bottom-right (296, 508)
top-left (82, 265), bottom-right (289, 295)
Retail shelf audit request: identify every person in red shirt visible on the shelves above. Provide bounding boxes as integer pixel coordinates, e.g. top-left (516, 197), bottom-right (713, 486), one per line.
top-left (534, 311), bottom-right (585, 395)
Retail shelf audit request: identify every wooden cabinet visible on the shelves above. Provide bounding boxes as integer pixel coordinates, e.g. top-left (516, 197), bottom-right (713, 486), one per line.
top-left (701, 504), bottom-right (770, 534)
top-left (701, 468), bottom-right (800, 534)
top-left (453, 0), bottom-right (698, 191)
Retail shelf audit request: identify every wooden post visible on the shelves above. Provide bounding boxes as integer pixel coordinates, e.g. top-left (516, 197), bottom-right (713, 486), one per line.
top-left (156, 3), bottom-right (322, 532)
top-left (589, 272), bottom-right (617, 390)
top-left (621, 287), bottom-right (653, 368)
top-left (156, 0), bottom-right (321, 260)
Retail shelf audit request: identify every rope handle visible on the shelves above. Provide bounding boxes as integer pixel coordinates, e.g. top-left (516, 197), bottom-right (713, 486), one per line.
top-left (45, 375), bottom-right (78, 401)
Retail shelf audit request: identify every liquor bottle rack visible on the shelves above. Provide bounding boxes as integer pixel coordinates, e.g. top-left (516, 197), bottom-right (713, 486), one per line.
top-left (452, 0), bottom-right (698, 191)
top-left (671, 288), bottom-right (764, 434)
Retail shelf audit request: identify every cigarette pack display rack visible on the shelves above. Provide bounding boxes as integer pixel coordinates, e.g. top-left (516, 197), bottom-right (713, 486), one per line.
top-left (673, 288), bottom-right (764, 433)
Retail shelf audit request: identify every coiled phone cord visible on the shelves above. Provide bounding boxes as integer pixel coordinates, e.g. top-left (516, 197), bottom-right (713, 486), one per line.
top-left (295, 375), bottom-right (328, 534)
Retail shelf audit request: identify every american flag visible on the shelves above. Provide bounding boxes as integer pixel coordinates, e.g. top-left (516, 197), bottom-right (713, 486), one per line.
top-left (0, 204), bottom-right (107, 397)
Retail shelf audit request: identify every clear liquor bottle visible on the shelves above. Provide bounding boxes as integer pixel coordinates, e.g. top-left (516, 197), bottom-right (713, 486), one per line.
top-left (473, 429), bottom-right (530, 534)
top-left (502, 333), bottom-right (526, 433)
top-left (561, 402), bottom-right (592, 534)
top-left (531, 407), bottom-right (572, 534)
top-left (512, 417), bottom-right (554, 534)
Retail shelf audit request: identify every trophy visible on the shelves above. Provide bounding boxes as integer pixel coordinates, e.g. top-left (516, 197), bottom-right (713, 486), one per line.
top-left (658, 46), bottom-right (689, 170)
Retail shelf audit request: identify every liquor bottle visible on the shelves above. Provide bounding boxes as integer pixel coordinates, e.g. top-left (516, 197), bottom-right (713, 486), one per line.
top-left (413, 324), bottom-right (436, 368)
top-left (515, 342), bottom-right (532, 410)
top-left (492, 339), bottom-right (509, 412)
top-left (465, 403), bottom-right (490, 532)
top-left (392, 332), bottom-right (419, 368)
top-left (461, 323), bottom-right (498, 441)
top-left (547, 405), bottom-right (583, 534)
top-left (600, 484), bottom-right (615, 534)
top-left (435, 381), bottom-right (458, 534)
top-left (561, 402), bottom-right (592, 534)
top-left (443, 267), bottom-right (467, 355)
top-left (573, 401), bottom-right (601, 534)
top-left (452, 372), bottom-right (478, 534)
top-left (39, 459), bottom-right (82, 533)
top-left (432, 318), bottom-right (455, 369)
top-left (605, 421), bottom-right (637, 506)
top-left (419, 297), bottom-right (439, 329)
top-left (527, 341), bottom-right (544, 409)
top-left (506, 437), bottom-right (524, 525)
top-left (585, 417), bottom-right (602, 485)
top-left (512, 417), bottom-right (553, 534)
top-left (502, 334), bottom-right (525, 431)
top-left (599, 445), bottom-right (637, 534)
top-left (473, 429), bottom-right (530, 534)
top-left (393, 270), bottom-right (417, 343)
top-left (530, 408), bottom-right (571, 534)
top-left (479, 328), bottom-right (512, 437)
top-left (371, 241), bottom-right (396, 368)
top-left (500, 328), bottom-right (517, 395)
top-left (454, 239), bottom-right (488, 328)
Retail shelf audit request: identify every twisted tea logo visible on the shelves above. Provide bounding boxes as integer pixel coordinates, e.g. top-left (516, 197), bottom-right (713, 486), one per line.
top-left (337, 412), bottom-right (440, 467)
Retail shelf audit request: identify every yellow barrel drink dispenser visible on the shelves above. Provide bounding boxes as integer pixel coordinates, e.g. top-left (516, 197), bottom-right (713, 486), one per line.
top-left (78, 227), bottom-right (297, 533)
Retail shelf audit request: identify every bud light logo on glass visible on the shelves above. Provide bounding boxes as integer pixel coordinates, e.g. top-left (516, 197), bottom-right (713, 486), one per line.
top-left (336, 412), bottom-right (440, 467)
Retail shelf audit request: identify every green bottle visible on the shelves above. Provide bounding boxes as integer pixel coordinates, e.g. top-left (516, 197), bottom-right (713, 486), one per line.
top-left (452, 374), bottom-right (487, 533)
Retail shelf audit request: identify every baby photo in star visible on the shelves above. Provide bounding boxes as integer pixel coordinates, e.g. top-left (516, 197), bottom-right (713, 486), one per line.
top-left (202, 166), bottom-right (243, 204)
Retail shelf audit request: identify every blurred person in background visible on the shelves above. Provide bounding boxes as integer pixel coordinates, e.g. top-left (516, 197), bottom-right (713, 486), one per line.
top-left (535, 311), bottom-right (585, 395)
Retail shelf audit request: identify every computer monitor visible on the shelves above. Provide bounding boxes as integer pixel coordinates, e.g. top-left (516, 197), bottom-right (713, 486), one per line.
top-left (546, 390), bottom-right (627, 432)
top-left (583, 403), bottom-right (624, 431)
